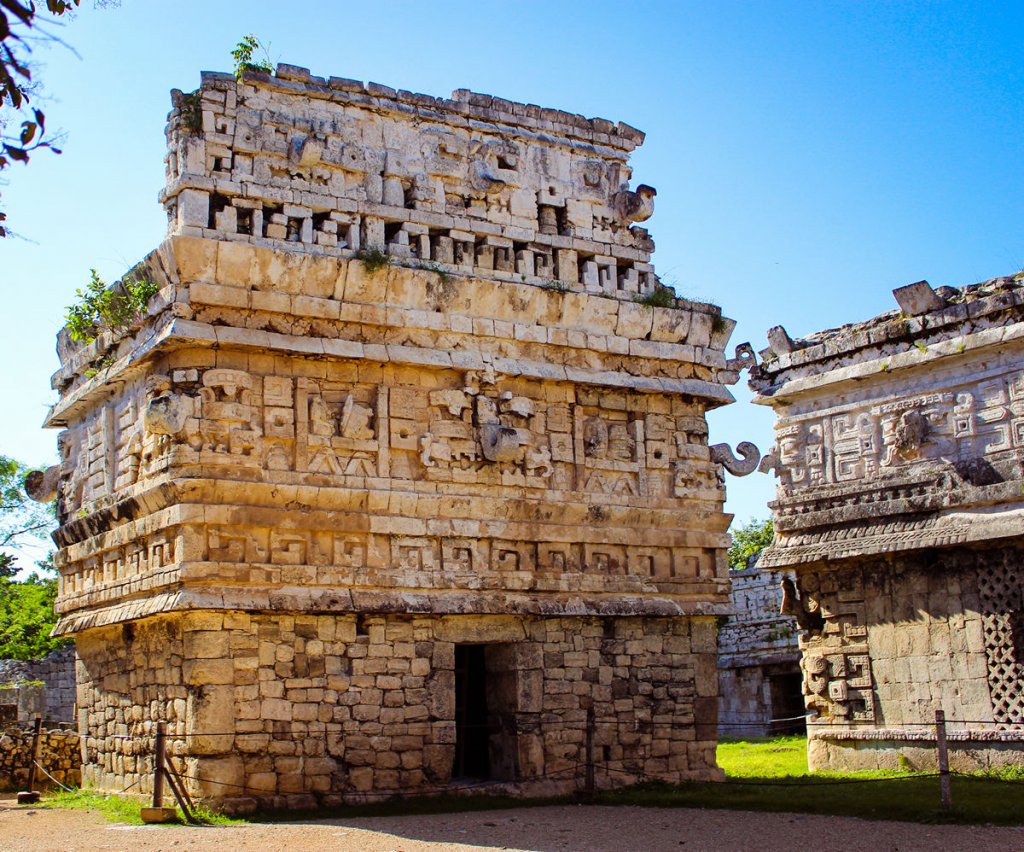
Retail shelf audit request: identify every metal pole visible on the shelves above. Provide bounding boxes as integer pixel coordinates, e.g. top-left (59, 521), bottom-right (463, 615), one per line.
top-left (153, 720), bottom-right (166, 809)
top-left (935, 709), bottom-right (951, 812)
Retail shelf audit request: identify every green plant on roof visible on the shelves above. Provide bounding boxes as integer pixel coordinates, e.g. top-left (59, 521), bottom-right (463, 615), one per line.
top-left (231, 34), bottom-right (274, 80)
top-left (633, 283), bottom-right (675, 308)
top-left (355, 246), bottom-right (392, 275)
top-left (65, 269), bottom-right (159, 344)
top-left (180, 91), bottom-right (203, 135)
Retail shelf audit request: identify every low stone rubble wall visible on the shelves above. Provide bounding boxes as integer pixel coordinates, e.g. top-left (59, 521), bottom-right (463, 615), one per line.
top-left (0, 724), bottom-right (82, 792)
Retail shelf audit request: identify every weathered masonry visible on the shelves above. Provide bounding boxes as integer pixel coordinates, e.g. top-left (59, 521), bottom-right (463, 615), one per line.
top-left (718, 566), bottom-right (802, 738)
top-left (36, 64), bottom-right (745, 809)
top-left (752, 276), bottom-right (1024, 771)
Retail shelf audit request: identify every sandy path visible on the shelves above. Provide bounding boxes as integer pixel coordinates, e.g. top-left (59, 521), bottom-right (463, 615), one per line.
top-left (3, 796), bottom-right (1023, 851)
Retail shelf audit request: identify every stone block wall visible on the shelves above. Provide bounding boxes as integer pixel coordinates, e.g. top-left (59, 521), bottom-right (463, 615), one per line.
top-left (719, 568), bottom-right (798, 662)
top-left (75, 611), bottom-right (719, 809)
top-left (0, 647), bottom-right (77, 723)
top-left (0, 724), bottom-right (81, 792)
top-left (791, 545), bottom-right (1022, 765)
top-left (161, 67), bottom-right (663, 301)
top-left (39, 64), bottom-right (741, 806)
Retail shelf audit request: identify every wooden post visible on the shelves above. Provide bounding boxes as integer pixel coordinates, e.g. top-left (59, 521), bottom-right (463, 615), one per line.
top-left (935, 709), bottom-right (952, 812)
top-left (584, 706), bottom-right (595, 799)
top-left (16, 715), bottom-right (43, 804)
top-left (153, 720), bottom-right (166, 809)
top-left (141, 721), bottom-right (178, 824)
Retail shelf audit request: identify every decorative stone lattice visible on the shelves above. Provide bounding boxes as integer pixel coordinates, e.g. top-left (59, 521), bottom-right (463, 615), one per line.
top-left (977, 558), bottom-right (1024, 727)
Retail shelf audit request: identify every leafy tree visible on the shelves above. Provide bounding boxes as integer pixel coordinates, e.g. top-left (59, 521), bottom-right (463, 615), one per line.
top-left (0, 1), bottom-right (80, 236)
top-left (0, 558), bottom-right (67, 659)
top-left (0, 456), bottom-right (64, 659)
top-left (728, 517), bottom-right (774, 570)
top-left (0, 454), bottom-right (54, 550)
top-left (1, 1), bottom-right (119, 237)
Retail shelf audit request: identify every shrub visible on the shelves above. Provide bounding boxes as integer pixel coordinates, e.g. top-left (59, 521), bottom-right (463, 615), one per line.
top-left (65, 269), bottom-right (159, 344)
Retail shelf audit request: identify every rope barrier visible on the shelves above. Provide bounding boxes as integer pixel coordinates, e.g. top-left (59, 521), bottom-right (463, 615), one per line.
top-left (168, 761), bottom-right (585, 800)
top-left (61, 709), bottom-right (1024, 821)
top-left (22, 712), bottom-right (1019, 740)
top-left (592, 760), bottom-right (943, 788)
top-left (32, 760), bottom-right (76, 793)
top-left (84, 715), bottom-right (1024, 744)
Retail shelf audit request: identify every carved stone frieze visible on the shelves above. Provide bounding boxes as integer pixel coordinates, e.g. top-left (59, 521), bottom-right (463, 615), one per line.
top-left (753, 273), bottom-right (1024, 770)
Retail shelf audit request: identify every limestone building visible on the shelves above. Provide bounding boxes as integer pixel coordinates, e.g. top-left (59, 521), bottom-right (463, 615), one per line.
top-left (718, 566), bottom-right (802, 737)
top-left (752, 277), bottom-right (1024, 770)
top-left (35, 64), bottom-right (745, 808)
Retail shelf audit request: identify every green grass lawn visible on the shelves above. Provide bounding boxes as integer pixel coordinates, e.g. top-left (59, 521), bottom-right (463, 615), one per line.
top-left (38, 736), bottom-right (1024, 827)
top-left (718, 735), bottom-right (808, 777)
top-left (594, 735), bottom-right (1024, 826)
top-left (41, 789), bottom-right (241, 826)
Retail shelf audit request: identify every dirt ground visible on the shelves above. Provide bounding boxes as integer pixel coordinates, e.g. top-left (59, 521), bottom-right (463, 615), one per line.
top-left (3, 795), bottom-right (1024, 851)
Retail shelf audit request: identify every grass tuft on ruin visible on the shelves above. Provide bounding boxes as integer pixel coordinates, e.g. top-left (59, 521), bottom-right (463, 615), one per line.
top-left (354, 246), bottom-right (392, 274)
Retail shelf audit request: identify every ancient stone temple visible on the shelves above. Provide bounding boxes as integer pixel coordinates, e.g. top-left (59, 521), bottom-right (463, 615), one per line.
top-left (717, 566), bottom-right (802, 737)
top-left (35, 64), bottom-right (745, 809)
top-left (752, 276), bottom-right (1024, 771)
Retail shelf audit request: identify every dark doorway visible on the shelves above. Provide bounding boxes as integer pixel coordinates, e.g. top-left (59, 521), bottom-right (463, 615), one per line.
top-left (453, 644), bottom-right (491, 779)
top-left (452, 643), bottom-right (520, 781)
top-left (768, 670), bottom-right (806, 734)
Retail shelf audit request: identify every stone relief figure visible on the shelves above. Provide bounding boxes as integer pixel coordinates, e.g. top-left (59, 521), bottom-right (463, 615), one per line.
top-left (607, 423), bottom-right (635, 461)
top-left (195, 369), bottom-right (259, 457)
top-left (803, 654), bottom-right (829, 698)
top-left (613, 183), bottom-right (656, 224)
top-left (525, 445), bottom-right (554, 478)
top-left (780, 576), bottom-right (824, 632)
top-left (420, 433), bottom-right (436, 467)
top-left (479, 422), bottom-right (525, 462)
top-left (468, 139), bottom-right (514, 196)
top-left (710, 441), bottom-right (761, 477)
top-left (143, 375), bottom-right (191, 436)
top-left (584, 417), bottom-right (609, 457)
top-left (475, 393), bottom-right (532, 463)
top-left (120, 431), bottom-right (143, 487)
top-left (309, 394), bottom-right (335, 437)
top-left (882, 408), bottom-right (929, 466)
top-left (339, 395), bottom-right (374, 440)
top-left (288, 135), bottom-right (324, 169)
top-left (420, 377), bottom-right (556, 481)
top-left (24, 464), bottom-right (59, 503)
top-left (422, 130), bottom-right (466, 178)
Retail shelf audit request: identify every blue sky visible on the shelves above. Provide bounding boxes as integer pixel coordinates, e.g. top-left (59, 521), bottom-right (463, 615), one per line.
top-left (1, 0), bottom-right (1021, 555)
